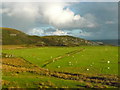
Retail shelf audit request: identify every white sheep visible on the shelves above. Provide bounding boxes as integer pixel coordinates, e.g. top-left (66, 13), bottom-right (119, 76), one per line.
top-left (107, 61), bottom-right (110, 63)
top-left (5, 55), bottom-right (8, 58)
top-left (57, 66), bottom-right (60, 68)
top-left (87, 69), bottom-right (89, 71)
top-left (69, 62), bottom-right (71, 64)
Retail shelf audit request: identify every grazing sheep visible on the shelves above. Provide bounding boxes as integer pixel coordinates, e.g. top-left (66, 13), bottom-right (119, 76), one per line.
top-left (5, 55), bottom-right (8, 58)
top-left (69, 62), bottom-right (71, 64)
top-left (57, 66), bottom-right (60, 68)
top-left (87, 69), bottom-right (89, 71)
top-left (107, 61), bottom-right (110, 63)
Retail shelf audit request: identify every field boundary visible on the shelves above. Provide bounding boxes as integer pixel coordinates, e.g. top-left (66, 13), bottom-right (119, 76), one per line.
top-left (42, 48), bottom-right (85, 68)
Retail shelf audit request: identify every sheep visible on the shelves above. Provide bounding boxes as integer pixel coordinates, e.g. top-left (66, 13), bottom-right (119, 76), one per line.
top-left (107, 61), bottom-right (110, 63)
top-left (69, 62), bottom-right (71, 64)
top-left (87, 69), bottom-right (89, 71)
top-left (5, 55), bottom-right (8, 58)
top-left (57, 66), bottom-right (60, 68)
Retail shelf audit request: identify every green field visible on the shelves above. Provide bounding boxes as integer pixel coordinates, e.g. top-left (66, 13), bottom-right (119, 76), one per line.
top-left (2, 45), bottom-right (119, 88)
top-left (3, 46), bottom-right (118, 74)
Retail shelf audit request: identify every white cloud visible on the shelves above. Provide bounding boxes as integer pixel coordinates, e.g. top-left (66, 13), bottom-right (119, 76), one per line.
top-left (2, 3), bottom-right (39, 21)
top-left (29, 28), bottom-right (68, 36)
top-left (28, 28), bottom-right (44, 36)
top-left (2, 2), bottom-right (98, 32)
top-left (42, 3), bottom-right (97, 29)
top-left (52, 29), bottom-right (68, 35)
top-left (2, 0), bottom-right (119, 2)
top-left (0, 8), bottom-right (9, 14)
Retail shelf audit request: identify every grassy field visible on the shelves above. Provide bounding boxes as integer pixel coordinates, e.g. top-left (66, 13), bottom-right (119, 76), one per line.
top-left (45, 46), bottom-right (118, 75)
top-left (2, 45), bottom-right (119, 88)
top-left (2, 58), bottom-right (87, 88)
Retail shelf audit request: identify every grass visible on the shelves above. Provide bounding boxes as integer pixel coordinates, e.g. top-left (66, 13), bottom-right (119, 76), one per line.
top-left (2, 73), bottom-right (86, 88)
top-left (46, 46), bottom-right (118, 75)
top-left (3, 47), bottom-right (80, 67)
top-left (3, 46), bottom-right (118, 75)
top-left (2, 45), bottom-right (119, 88)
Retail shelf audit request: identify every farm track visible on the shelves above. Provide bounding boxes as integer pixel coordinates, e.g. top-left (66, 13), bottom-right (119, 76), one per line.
top-left (42, 48), bottom-right (85, 67)
top-left (2, 57), bottom-right (119, 88)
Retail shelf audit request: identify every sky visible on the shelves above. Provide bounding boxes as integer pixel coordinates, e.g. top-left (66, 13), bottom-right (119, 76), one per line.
top-left (0, 1), bottom-right (118, 40)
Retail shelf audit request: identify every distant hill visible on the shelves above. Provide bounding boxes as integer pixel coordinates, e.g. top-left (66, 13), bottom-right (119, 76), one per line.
top-left (1, 27), bottom-right (98, 46)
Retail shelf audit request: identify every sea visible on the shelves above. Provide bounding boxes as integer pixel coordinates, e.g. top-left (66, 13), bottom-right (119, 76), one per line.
top-left (91, 39), bottom-right (119, 46)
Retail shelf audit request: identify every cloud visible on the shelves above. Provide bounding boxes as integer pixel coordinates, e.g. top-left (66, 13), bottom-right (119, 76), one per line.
top-left (1, 0), bottom-right (119, 2)
top-left (2, 2), bottom-right (98, 32)
top-left (51, 29), bottom-right (68, 35)
top-left (28, 28), bottom-right (44, 36)
top-left (29, 28), bottom-right (68, 36)
top-left (2, 3), bottom-right (39, 18)
top-left (42, 3), bottom-right (98, 29)
top-left (2, 2), bottom-right (40, 32)
top-left (1, 2), bottom-right (118, 40)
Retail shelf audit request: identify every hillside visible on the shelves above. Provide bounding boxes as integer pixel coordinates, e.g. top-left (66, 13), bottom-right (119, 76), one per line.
top-left (1, 27), bottom-right (98, 46)
top-left (2, 27), bottom-right (30, 45)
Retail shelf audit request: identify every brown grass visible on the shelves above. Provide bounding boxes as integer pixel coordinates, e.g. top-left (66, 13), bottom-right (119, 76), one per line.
top-left (2, 57), bottom-right (119, 88)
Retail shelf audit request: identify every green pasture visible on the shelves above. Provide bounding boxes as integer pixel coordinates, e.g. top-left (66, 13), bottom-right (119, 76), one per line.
top-left (3, 46), bottom-right (118, 75)
top-left (46, 46), bottom-right (118, 74)
top-left (2, 72), bottom-right (85, 88)
top-left (3, 47), bottom-right (78, 66)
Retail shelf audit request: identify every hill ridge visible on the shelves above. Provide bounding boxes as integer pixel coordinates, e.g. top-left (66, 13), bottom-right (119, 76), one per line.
top-left (1, 27), bottom-right (99, 46)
